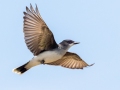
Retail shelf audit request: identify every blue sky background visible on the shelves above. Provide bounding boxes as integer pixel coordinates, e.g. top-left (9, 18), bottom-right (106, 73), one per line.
top-left (0, 0), bottom-right (120, 90)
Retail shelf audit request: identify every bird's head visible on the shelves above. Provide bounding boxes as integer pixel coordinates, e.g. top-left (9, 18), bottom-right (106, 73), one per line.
top-left (59, 39), bottom-right (80, 50)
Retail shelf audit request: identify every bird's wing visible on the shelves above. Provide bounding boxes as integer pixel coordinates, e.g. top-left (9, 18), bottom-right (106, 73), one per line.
top-left (23, 4), bottom-right (58, 55)
top-left (47, 52), bottom-right (94, 69)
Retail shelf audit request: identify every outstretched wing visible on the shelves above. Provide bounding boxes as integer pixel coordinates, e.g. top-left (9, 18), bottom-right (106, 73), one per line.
top-left (47, 52), bottom-right (94, 69)
top-left (23, 4), bottom-right (58, 55)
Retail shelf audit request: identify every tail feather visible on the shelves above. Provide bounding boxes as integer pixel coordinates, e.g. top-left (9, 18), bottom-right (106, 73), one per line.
top-left (12, 62), bottom-right (29, 74)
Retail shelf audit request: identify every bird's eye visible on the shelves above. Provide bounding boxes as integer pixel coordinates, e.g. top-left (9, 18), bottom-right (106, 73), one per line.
top-left (67, 40), bottom-right (73, 44)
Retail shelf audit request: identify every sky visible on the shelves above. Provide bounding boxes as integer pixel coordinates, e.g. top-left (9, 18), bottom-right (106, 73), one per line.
top-left (0, 0), bottom-right (120, 90)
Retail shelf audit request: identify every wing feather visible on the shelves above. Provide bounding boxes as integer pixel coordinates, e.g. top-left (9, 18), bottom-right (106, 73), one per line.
top-left (47, 52), bottom-right (94, 69)
top-left (23, 4), bottom-right (58, 55)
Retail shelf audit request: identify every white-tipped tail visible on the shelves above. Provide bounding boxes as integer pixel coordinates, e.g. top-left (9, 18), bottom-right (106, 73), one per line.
top-left (12, 68), bottom-right (22, 74)
top-left (12, 62), bottom-right (29, 74)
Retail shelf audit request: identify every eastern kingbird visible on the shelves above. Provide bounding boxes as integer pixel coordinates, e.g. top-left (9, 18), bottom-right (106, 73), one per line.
top-left (13, 4), bottom-right (94, 74)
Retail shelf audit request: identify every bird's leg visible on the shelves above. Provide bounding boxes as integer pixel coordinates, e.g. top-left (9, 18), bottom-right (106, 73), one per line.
top-left (40, 60), bottom-right (45, 64)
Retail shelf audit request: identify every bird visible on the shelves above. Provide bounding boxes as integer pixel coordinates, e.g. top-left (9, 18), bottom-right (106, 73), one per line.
top-left (12, 4), bottom-right (94, 74)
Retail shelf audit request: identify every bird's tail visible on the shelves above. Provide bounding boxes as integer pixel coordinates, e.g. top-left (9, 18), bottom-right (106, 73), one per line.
top-left (12, 62), bottom-right (30, 74)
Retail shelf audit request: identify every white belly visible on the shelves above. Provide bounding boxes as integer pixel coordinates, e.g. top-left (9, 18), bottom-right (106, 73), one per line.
top-left (36, 51), bottom-right (64, 63)
top-left (25, 50), bottom-right (66, 69)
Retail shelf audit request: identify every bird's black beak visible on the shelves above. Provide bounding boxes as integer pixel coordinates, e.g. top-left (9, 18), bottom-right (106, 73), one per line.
top-left (73, 42), bottom-right (80, 44)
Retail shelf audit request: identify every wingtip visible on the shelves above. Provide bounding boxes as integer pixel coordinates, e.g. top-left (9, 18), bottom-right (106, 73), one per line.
top-left (30, 3), bottom-right (32, 6)
top-left (23, 12), bottom-right (27, 15)
top-left (89, 63), bottom-right (95, 66)
top-left (35, 3), bottom-right (37, 7)
top-left (35, 4), bottom-right (38, 9)
top-left (35, 4), bottom-right (39, 14)
top-left (30, 3), bottom-right (33, 9)
top-left (26, 6), bottom-right (29, 11)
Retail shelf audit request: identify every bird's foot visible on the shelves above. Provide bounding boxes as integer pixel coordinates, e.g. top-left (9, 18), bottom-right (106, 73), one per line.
top-left (40, 60), bottom-right (45, 64)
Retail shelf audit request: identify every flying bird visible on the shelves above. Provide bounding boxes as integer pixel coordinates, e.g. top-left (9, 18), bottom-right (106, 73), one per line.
top-left (13, 4), bottom-right (94, 74)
